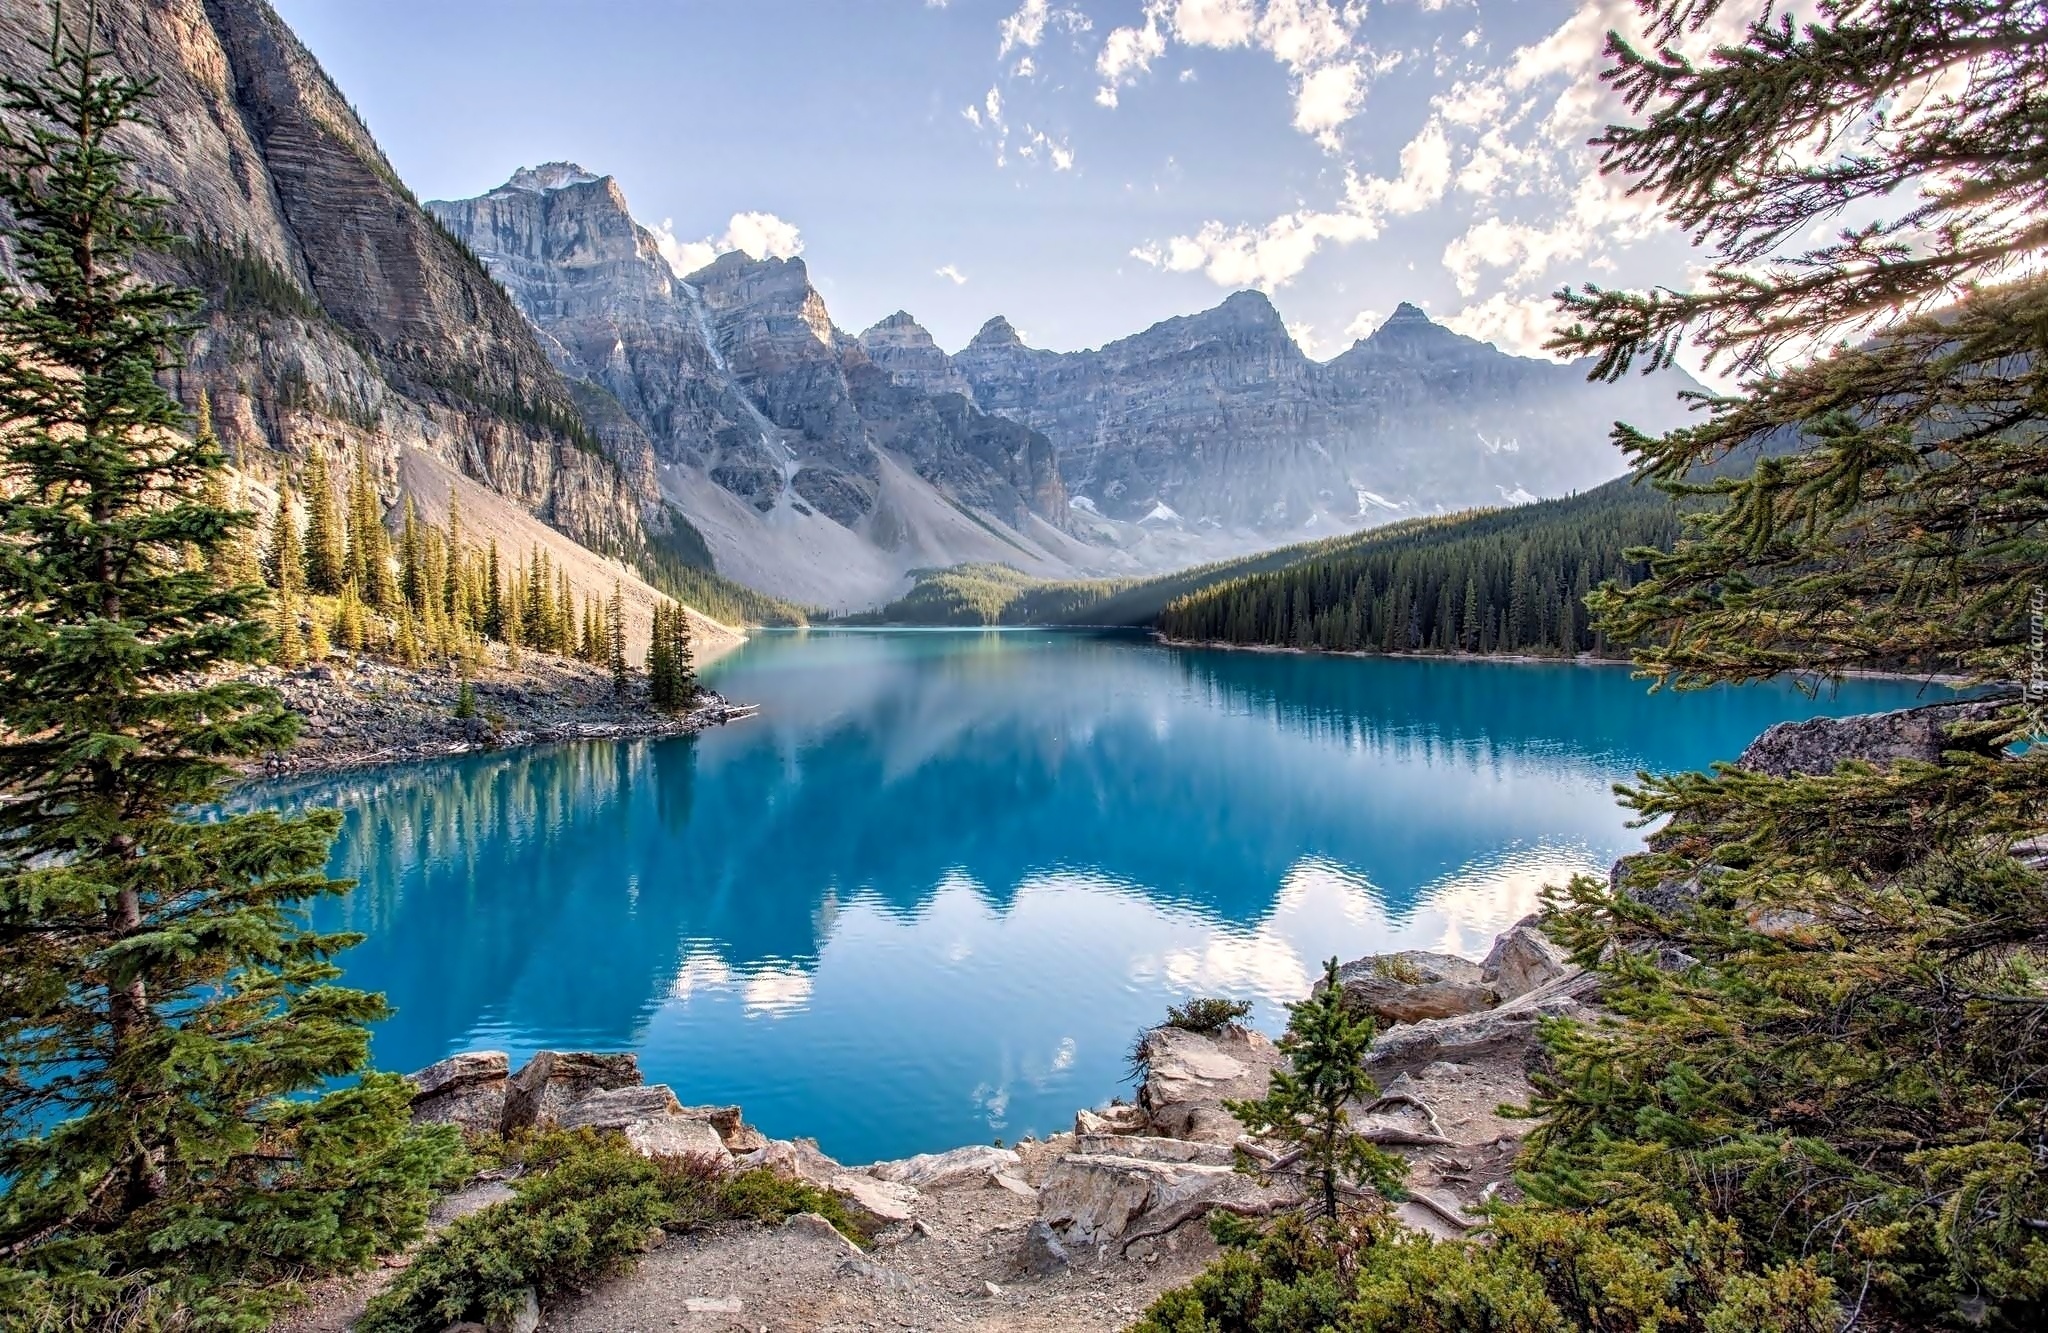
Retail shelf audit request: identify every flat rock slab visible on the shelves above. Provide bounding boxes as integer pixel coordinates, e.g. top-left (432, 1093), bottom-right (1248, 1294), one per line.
top-left (1136, 1025), bottom-right (1280, 1143)
top-left (868, 1144), bottom-right (1022, 1190)
top-left (1038, 1150), bottom-right (1301, 1255)
top-left (1332, 950), bottom-right (1498, 1024)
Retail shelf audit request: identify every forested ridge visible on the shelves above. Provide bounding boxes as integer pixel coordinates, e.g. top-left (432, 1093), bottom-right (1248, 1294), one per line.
top-left (1154, 479), bottom-right (1681, 656)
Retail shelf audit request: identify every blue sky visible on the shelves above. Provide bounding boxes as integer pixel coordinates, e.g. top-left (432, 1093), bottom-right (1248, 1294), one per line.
top-left (272, 0), bottom-right (1723, 363)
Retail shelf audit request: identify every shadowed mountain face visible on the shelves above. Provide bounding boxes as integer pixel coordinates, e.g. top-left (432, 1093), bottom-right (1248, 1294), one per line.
top-left (429, 169), bottom-right (1079, 610)
top-left (0, 0), bottom-right (659, 557)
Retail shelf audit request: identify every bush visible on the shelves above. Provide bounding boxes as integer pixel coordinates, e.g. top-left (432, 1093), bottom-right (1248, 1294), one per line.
top-left (1164, 996), bottom-right (1253, 1033)
top-left (1131, 1204), bottom-right (1839, 1333)
top-left (357, 1131), bottom-right (865, 1333)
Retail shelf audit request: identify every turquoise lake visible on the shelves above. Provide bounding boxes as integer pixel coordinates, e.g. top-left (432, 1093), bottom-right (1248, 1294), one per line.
top-left (265, 629), bottom-right (1945, 1164)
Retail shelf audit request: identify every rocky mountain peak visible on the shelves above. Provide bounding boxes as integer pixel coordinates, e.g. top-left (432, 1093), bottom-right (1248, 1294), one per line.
top-left (502, 161), bottom-right (604, 193)
top-left (858, 311), bottom-right (971, 399)
top-left (1213, 289), bottom-right (1284, 329)
top-left (863, 310), bottom-right (933, 341)
top-left (968, 315), bottom-right (1024, 350)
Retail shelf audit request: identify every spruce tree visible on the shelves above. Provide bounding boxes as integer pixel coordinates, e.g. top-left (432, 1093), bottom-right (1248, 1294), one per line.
top-left (262, 478), bottom-right (302, 593)
top-left (1521, 0), bottom-right (2048, 1326)
top-left (0, 12), bottom-right (455, 1327)
top-left (302, 444), bottom-right (347, 595)
top-left (1225, 958), bottom-right (1405, 1230)
top-left (607, 581), bottom-right (628, 695)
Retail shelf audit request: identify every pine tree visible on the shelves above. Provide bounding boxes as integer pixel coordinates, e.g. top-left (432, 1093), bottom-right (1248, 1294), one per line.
top-left (1515, 0), bottom-right (2048, 1325)
top-left (607, 581), bottom-right (628, 695)
top-left (1225, 959), bottom-right (1406, 1231)
top-left (0, 16), bottom-right (455, 1325)
top-left (398, 494), bottom-right (424, 610)
top-left (263, 478), bottom-right (302, 593)
top-left (302, 443), bottom-right (348, 595)
top-left (483, 538), bottom-right (504, 641)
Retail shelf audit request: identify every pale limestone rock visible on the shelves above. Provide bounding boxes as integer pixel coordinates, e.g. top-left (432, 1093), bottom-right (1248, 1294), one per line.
top-left (827, 1172), bottom-right (920, 1226)
top-left (1037, 1151), bottom-right (1300, 1254)
top-left (1136, 1025), bottom-right (1280, 1142)
top-left (502, 1051), bottom-right (641, 1131)
top-left (867, 1144), bottom-right (1022, 1190)
top-left (1331, 951), bottom-right (1498, 1024)
top-left (1480, 920), bottom-right (1577, 1001)
top-left (1074, 1104), bottom-right (1148, 1136)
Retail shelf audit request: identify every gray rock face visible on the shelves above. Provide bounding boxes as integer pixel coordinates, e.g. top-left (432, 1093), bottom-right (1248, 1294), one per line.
top-left (409, 1051), bottom-right (510, 1135)
top-left (1330, 950), bottom-right (1499, 1024)
top-left (428, 174), bottom-right (1070, 564)
top-left (1036, 1145), bottom-right (1299, 1254)
top-left (0, 2), bottom-right (658, 559)
top-left (867, 1144), bottom-right (1022, 1191)
top-left (1015, 1219), bottom-right (1071, 1276)
top-left (1480, 920), bottom-right (1577, 1001)
top-left (946, 296), bottom-right (1703, 531)
top-left (1736, 696), bottom-right (2011, 778)
top-left (857, 311), bottom-right (976, 399)
top-left (1365, 971), bottom-right (1599, 1078)
top-left (1134, 1024), bottom-right (1281, 1143)
top-left (502, 1050), bottom-right (643, 1131)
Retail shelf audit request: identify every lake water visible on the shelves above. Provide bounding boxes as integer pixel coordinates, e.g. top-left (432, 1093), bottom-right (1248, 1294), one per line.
top-left (262, 630), bottom-right (1944, 1163)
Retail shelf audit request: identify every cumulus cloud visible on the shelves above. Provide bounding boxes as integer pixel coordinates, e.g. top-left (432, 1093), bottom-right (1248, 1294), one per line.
top-left (1443, 289), bottom-right (1565, 357)
top-left (1342, 307), bottom-right (1385, 341)
top-left (999, 0), bottom-right (1050, 56)
top-left (1095, 4), bottom-right (1169, 106)
top-left (936, 263), bottom-right (968, 284)
top-left (650, 210), bottom-right (803, 277)
top-left (1132, 116), bottom-right (1451, 289)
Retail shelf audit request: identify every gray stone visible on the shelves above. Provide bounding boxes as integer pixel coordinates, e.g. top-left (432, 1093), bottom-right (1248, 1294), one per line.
top-left (1074, 1103), bottom-right (1148, 1136)
top-left (1036, 1150), bottom-right (1302, 1254)
top-left (1016, 1219), bottom-right (1071, 1276)
top-left (1480, 919), bottom-right (1577, 1001)
top-left (780, 1210), bottom-right (861, 1258)
top-left (826, 1171), bottom-right (920, 1227)
top-left (868, 1144), bottom-right (1022, 1190)
top-left (1329, 950), bottom-right (1497, 1024)
top-left (409, 1051), bottom-right (510, 1135)
top-left (555, 1085), bottom-right (731, 1163)
top-left (1135, 1025), bottom-right (1281, 1143)
top-left (1366, 971), bottom-right (1600, 1078)
top-left (1736, 697), bottom-right (2011, 778)
top-left (501, 1050), bottom-right (641, 1131)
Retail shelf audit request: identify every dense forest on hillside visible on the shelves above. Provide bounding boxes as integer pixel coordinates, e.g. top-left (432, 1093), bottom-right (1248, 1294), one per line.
top-left (860, 482), bottom-right (1687, 663)
top-left (1155, 479), bottom-right (1680, 656)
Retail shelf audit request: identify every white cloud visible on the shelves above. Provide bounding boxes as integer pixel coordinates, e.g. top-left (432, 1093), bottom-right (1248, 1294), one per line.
top-left (998, 0), bottom-right (1050, 57)
top-left (1132, 117), bottom-right (1449, 290)
top-left (651, 210), bottom-right (803, 277)
top-left (936, 263), bottom-right (968, 284)
top-left (1095, 3), bottom-right (1169, 106)
top-left (1444, 290), bottom-right (1566, 357)
top-left (1342, 307), bottom-right (1385, 341)
top-left (1014, 55), bottom-right (1036, 76)
top-left (1291, 61), bottom-right (1365, 148)
top-left (1170, 0), bottom-right (1257, 47)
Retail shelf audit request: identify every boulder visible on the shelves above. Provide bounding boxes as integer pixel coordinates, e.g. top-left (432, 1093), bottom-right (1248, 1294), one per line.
top-left (1329, 951), bottom-right (1497, 1024)
top-left (677, 1103), bottom-right (768, 1153)
top-left (781, 1210), bottom-right (861, 1258)
top-left (1479, 919), bottom-right (1577, 1000)
top-left (1736, 696), bottom-right (2011, 778)
top-left (738, 1137), bottom-right (845, 1187)
top-left (1136, 1025), bottom-right (1280, 1143)
top-left (1016, 1219), bottom-right (1071, 1276)
top-left (1073, 1104), bottom-right (1148, 1137)
top-left (1074, 1134), bottom-right (1233, 1166)
top-left (555, 1085), bottom-right (731, 1163)
top-left (502, 1051), bottom-right (641, 1131)
top-left (1366, 972), bottom-right (1598, 1079)
top-left (827, 1171), bottom-right (920, 1226)
top-left (868, 1144), bottom-right (1022, 1191)
top-left (409, 1051), bottom-right (509, 1135)
top-left (1037, 1150), bottom-right (1300, 1255)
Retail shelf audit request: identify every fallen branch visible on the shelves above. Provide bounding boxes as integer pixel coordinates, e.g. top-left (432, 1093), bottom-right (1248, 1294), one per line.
top-left (1362, 1091), bottom-right (1446, 1139)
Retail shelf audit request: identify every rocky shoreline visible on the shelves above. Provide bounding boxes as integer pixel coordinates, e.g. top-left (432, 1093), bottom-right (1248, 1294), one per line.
top-left (241, 648), bottom-right (754, 780)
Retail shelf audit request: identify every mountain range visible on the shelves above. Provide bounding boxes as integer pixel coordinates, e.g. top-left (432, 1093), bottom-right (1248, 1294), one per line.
top-left (1, 0), bottom-right (1706, 616)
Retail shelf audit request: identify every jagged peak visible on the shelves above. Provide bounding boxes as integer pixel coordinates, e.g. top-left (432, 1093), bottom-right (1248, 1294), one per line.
top-left (861, 310), bottom-right (933, 341)
top-left (501, 161), bottom-right (605, 193)
top-left (968, 315), bottom-right (1023, 350)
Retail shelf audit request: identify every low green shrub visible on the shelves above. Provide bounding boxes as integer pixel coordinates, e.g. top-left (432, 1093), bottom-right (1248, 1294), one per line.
top-left (357, 1130), bottom-right (864, 1333)
top-left (1131, 1204), bottom-right (1839, 1333)
top-left (1164, 996), bottom-right (1253, 1033)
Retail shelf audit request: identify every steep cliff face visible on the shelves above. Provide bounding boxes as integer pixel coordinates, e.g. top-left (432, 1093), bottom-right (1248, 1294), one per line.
top-left (0, 0), bottom-right (659, 560)
top-left (939, 296), bottom-right (1701, 531)
top-left (428, 169), bottom-right (1081, 608)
